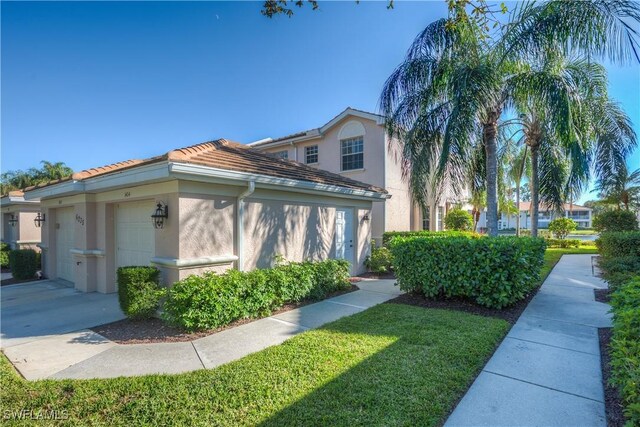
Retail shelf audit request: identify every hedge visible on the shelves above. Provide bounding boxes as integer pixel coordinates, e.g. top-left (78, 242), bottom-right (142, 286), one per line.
top-left (389, 236), bottom-right (546, 309)
top-left (608, 276), bottom-right (640, 426)
top-left (365, 244), bottom-right (394, 273)
top-left (0, 243), bottom-right (10, 269)
top-left (593, 210), bottom-right (639, 232)
top-left (544, 238), bottom-right (581, 248)
top-left (163, 259), bottom-right (351, 331)
top-left (117, 266), bottom-right (164, 319)
top-left (596, 231), bottom-right (640, 259)
top-left (382, 230), bottom-right (480, 247)
top-left (8, 249), bottom-right (38, 280)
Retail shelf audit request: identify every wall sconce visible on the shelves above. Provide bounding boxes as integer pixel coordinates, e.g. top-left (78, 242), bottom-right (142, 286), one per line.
top-left (362, 214), bottom-right (370, 222)
top-left (151, 202), bottom-right (168, 229)
top-left (8, 214), bottom-right (18, 227)
top-left (34, 212), bottom-right (46, 228)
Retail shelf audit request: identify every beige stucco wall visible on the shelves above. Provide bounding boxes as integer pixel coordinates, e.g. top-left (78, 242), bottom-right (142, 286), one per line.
top-left (0, 203), bottom-right (42, 249)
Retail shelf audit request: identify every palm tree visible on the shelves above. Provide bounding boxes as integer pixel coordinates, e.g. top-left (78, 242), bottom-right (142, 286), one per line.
top-left (39, 161), bottom-right (73, 181)
top-left (505, 144), bottom-right (530, 235)
top-left (380, 0), bottom-right (640, 237)
top-left (0, 161), bottom-right (74, 195)
top-left (595, 165), bottom-right (640, 210)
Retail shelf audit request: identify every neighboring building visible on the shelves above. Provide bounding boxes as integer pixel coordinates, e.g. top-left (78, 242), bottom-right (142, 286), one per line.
top-left (1, 190), bottom-right (42, 250)
top-left (479, 202), bottom-right (593, 230)
top-left (249, 107), bottom-right (457, 242)
top-left (24, 139), bottom-right (388, 293)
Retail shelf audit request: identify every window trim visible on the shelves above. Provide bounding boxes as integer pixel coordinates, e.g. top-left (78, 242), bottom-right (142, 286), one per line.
top-left (304, 145), bottom-right (319, 164)
top-left (340, 136), bottom-right (364, 172)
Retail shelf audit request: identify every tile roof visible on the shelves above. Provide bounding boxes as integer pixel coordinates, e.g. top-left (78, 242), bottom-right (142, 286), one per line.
top-left (25, 139), bottom-right (387, 195)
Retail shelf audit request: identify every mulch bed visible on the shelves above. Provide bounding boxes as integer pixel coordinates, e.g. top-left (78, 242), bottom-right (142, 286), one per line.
top-left (388, 285), bottom-right (541, 325)
top-left (92, 285), bottom-right (359, 345)
top-left (599, 328), bottom-right (625, 427)
top-left (355, 272), bottom-right (396, 280)
top-left (594, 288), bottom-right (612, 304)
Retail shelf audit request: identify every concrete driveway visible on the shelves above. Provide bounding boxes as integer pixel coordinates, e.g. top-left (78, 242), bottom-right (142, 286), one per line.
top-left (1, 280), bottom-right (125, 349)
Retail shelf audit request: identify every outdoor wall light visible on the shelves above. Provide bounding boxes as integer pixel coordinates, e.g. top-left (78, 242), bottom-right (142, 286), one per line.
top-left (8, 214), bottom-right (18, 227)
top-left (151, 202), bottom-right (168, 229)
top-left (34, 212), bottom-right (46, 228)
top-left (362, 214), bottom-right (370, 222)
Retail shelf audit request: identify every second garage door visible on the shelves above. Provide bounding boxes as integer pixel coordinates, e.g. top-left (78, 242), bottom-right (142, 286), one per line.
top-left (116, 200), bottom-right (155, 268)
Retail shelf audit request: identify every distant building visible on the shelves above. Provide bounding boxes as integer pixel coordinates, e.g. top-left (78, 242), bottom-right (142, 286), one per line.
top-left (479, 202), bottom-right (593, 230)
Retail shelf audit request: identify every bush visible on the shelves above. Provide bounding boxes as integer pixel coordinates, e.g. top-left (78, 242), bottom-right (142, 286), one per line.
top-left (382, 230), bottom-right (480, 247)
top-left (163, 259), bottom-right (351, 331)
top-left (608, 276), bottom-right (640, 425)
top-left (0, 243), bottom-right (10, 269)
top-left (596, 231), bottom-right (640, 259)
top-left (598, 256), bottom-right (640, 289)
top-left (117, 266), bottom-right (164, 319)
top-left (365, 244), bottom-right (394, 273)
top-left (8, 249), bottom-right (38, 280)
top-left (548, 217), bottom-right (577, 239)
top-left (593, 210), bottom-right (639, 232)
top-left (444, 209), bottom-right (473, 231)
top-left (544, 238), bottom-right (581, 248)
top-left (389, 236), bottom-right (546, 309)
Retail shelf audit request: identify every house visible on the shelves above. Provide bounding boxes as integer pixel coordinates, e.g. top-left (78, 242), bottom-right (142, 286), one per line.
top-left (249, 107), bottom-right (458, 241)
top-left (23, 139), bottom-right (388, 293)
top-left (1, 191), bottom-right (42, 250)
top-left (479, 202), bottom-right (593, 230)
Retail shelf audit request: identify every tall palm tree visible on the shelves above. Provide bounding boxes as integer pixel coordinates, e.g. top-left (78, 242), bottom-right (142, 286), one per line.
top-left (380, 0), bottom-right (640, 237)
top-left (39, 161), bottom-right (73, 181)
top-left (595, 165), bottom-right (640, 210)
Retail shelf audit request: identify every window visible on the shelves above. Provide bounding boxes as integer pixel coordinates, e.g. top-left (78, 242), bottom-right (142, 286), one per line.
top-left (305, 145), bottom-right (318, 164)
top-left (437, 206), bottom-right (444, 231)
top-left (422, 207), bottom-right (431, 230)
top-left (272, 150), bottom-right (288, 160)
top-left (340, 137), bottom-right (364, 171)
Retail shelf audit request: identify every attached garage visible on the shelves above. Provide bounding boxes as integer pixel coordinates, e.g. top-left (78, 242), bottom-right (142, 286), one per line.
top-left (55, 207), bottom-right (75, 282)
top-left (115, 200), bottom-right (155, 268)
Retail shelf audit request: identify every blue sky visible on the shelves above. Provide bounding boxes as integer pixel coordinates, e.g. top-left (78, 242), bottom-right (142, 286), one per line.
top-left (2, 1), bottom-right (639, 203)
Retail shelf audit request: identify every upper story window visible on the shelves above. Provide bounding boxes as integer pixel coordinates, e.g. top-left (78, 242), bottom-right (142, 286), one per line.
top-left (272, 150), bottom-right (288, 160)
top-left (340, 137), bottom-right (364, 171)
top-left (305, 145), bottom-right (318, 164)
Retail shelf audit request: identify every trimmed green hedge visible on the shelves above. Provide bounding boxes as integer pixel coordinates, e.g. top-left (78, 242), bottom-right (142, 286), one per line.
top-left (0, 243), bottom-right (10, 269)
top-left (544, 238), bottom-right (581, 248)
top-left (163, 259), bottom-right (351, 331)
top-left (609, 276), bottom-right (640, 426)
top-left (593, 210), bottom-right (639, 232)
top-left (389, 236), bottom-right (546, 309)
top-left (596, 231), bottom-right (640, 259)
top-left (382, 230), bottom-right (480, 247)
top-left (117, 266), bottom-right (164, 319)
top-left (8, 249), bottom-right (38, 280)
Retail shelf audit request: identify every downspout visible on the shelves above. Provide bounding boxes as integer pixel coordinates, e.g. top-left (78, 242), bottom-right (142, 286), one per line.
top-left (236, 181), bottom-right (255, 271)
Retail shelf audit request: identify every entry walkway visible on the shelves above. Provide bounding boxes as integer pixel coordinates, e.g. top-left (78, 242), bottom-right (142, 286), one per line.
top-left (3, 279), bottom-right (401, 380)
top-left (446, 255), bottom-right (611, 427)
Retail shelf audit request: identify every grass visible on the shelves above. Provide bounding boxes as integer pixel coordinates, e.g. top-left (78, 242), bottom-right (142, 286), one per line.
top-left (540, 247), bottom-right (599, 283)
top-left (568, 229), bottom-right (598, 235)
top-left (0, 304), bottom-right (508, 426)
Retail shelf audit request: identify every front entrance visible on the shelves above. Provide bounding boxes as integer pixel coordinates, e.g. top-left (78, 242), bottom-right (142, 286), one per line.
top-left (335, 208), bottom-right (355, 270)
top-left (115, 201), bottom-right (155, 269)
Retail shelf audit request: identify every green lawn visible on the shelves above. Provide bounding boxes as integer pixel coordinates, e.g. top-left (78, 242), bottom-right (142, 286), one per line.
top-left (540, 247), bottom-right (599, 283)
top-left (0, 304), bottom-right (508, 427)
top-left (568, 229), bottom-right (598, 235)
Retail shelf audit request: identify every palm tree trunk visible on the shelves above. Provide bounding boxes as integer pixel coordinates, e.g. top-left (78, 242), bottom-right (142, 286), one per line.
top-left (530, 144), bottom-right (540, 238)
top-left (483, 115), bottom-right (500, 237)
top-left (515, 185), bottom-right (521, 236)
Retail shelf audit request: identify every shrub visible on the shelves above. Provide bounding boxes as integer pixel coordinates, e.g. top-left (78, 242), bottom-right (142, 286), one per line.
top-left (382, 230), bottom-right (480, 247)
top-left (365, 244), bottom-right (394, 273)
top-left (544, 238), bottom-right (581, 248)
top-left (596, 231), bottom-right (640, 259)
top-left (608, 276), bottom-right (640, 425)
top-left (548, 217), bottom-right (577, 239)
top-left (593, 210), bottom-right (639, 232)
top-left (163, 259), bottom-right (351, 331)
top-left (0, 243), bottom-right (10, 269)
top-left (389, 236), bottom-right (546, 309)
top-left (8, 249), bottom-right (38, 280)
top-left (444, 209), bottom-right (473, 231)
top-left (117, 266), bottom-right (164, 319)
top-left (598, 256), bottom-right (640, 289)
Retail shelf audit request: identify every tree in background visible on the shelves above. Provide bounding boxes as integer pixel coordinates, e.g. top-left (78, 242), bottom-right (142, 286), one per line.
top-left (548, 217), bottom-right (577, 239)
top-left (594, 166), bottom-right (640, 211)
top-left (444, 208), bottom-right (473, 231)
top-left (1, 161), bottom-right (73, 195)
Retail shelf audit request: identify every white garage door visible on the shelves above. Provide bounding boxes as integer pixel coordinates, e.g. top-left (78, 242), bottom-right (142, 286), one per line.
top-left (55, 207), bottom-right (75, 282)
top-left (116, 201), bottom-right (155, 268)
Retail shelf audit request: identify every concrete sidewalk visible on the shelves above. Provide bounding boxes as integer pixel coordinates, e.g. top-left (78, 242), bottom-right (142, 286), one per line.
top-left (445, 254), bottom-right (611, 427)
top-left (4, 279), bottom-right (401, 380)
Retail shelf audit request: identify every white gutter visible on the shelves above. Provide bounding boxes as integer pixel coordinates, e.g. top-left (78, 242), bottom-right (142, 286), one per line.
top-left (236, 181), bottom-right (255, 271)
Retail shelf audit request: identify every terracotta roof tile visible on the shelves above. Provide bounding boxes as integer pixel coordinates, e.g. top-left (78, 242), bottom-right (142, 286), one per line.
top-left (24, 139), bottom-right (387, 195)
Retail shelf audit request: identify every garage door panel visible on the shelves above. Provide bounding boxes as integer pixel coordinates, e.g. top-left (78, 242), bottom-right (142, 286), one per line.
top-left (116, 201), bottom-right (155, 268)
